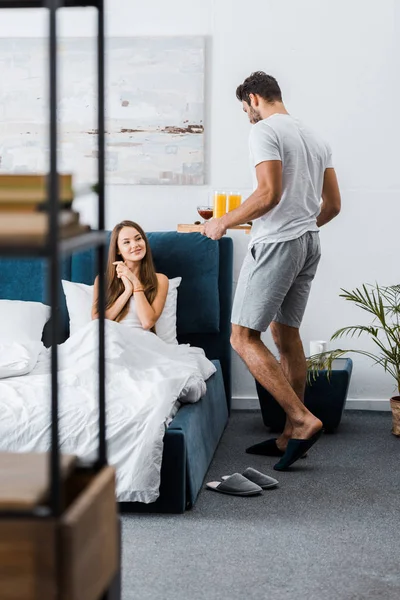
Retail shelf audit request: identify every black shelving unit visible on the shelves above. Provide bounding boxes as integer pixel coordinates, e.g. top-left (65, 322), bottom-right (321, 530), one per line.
top-left (0, 2), bottom-right (120, 599)
top-left (0, 1), bottom-right (99, 7)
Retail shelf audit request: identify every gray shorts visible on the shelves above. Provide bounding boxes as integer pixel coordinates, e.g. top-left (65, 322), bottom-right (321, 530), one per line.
top-left (231, 231), bottom-right (321, 331)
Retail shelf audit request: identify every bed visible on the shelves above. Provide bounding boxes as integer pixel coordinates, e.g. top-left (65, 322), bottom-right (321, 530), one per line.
top-left (0, 232), bottom-right (232, 513)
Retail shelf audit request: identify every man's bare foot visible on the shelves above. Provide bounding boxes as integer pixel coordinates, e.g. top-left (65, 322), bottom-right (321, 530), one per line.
top-left (273, 424), bottom-right (324, 472)
top-left (291, 415), bottom-right (323, 440)
top-left (275, 417), bottom-right (294, 451)
top-left (276, 413), bottom-right (322, 451)
top-left (275, 431), bottom-right (291, 452)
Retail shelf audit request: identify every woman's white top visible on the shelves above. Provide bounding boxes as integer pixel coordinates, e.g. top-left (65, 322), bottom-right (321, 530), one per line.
top-left (119, 296), bottom-right (143, 330)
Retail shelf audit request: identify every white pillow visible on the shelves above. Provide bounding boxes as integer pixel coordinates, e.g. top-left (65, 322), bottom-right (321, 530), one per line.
top-left (61, 280), bottom-right (93, 337)
top-left (62, 277), bottom-right (181, 344)
top-left (155, 277), bottom-right (181, 345)
top-left (0, 341), bottom-right (43, 379)
top-left (0, 299), bottom-right (50, 343)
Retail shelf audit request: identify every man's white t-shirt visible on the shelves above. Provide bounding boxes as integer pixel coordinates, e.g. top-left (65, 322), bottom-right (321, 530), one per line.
top-left (248, 114), bottom-right (333, 245)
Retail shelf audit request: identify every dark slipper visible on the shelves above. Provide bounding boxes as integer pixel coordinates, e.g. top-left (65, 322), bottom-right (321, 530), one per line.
top-left (206, 473), bottom-right (262, 496)
top-left (246, 438), bottom-right (284, 457)
top-left (273, 429), bottom-right (323, 471)
top-left (222, 467), bottom-right (278, 489)
top-left (246, 438), bottom-right (308, 458)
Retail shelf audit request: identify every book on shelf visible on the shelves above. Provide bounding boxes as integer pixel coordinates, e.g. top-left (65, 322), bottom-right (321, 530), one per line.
top-left (0, 173), bottom-right (93, 245)
top-left (0, 210), bottom-right (91, 244)
top-left (0, 223), bottom-right (91, 245)
top-left (0, 210), bottom-right (79, 234)
top-left (0, 173), bottom-right (73, 204)
top-left (0, 201), bottom-right (73, 212)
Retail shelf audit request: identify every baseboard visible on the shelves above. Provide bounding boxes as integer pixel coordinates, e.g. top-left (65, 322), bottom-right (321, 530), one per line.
top-left (345, 398), bottom-right (391, 411)
top-left (231, 396), bottom-right (261, 410)
top-left (232, 396), bottom-right (391, 411)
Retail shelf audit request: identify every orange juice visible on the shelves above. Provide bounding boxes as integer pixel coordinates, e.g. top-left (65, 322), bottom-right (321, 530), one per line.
top-left (228, 193), bottom-right (242, 211)
top-left (213, 192), bottom-right (227, 218)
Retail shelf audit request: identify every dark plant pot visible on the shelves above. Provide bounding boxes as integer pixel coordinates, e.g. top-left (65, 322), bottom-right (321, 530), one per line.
top-left (256, 358), bottom-right (353, 434)
top-left (390, 396), bottom-right (400, 437)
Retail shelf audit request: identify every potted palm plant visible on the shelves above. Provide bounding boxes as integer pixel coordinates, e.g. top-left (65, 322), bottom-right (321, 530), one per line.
top-left (307, 283), bottom-right (400, 436)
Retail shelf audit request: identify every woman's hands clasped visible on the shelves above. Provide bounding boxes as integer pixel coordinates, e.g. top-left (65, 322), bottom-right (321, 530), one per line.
top-left (113, 261), bottom-right (141, 293)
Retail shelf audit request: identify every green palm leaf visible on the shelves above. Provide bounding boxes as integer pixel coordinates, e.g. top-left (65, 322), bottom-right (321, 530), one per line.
top-left (314, 282), bottom-right (400, 394)
top-left (331, 325), bottom-right (379, 340)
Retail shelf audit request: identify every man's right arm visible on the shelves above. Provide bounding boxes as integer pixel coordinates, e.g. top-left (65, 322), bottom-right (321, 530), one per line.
top-left (317, 168), bottom-right (341, 227)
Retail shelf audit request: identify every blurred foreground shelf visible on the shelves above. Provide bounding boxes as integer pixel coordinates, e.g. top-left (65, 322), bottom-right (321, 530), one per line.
top-left (0, 1), bottom-right (119, 598)
top-left (0, 452), bottom-right (76, 512)
top-left (0, 452), bottom-right (119, 600)
top-left (0, 0), bottom-right (99, 8)
top-left (0, 230), bottom-right (108, 257)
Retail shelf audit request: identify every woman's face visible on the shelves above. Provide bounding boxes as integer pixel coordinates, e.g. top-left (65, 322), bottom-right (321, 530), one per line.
top-left (117, 226), bottom-right (147, 263)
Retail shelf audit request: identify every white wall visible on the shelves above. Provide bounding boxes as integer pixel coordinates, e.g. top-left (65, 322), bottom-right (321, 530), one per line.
top-left (1, 0), bottom-right (399, 405)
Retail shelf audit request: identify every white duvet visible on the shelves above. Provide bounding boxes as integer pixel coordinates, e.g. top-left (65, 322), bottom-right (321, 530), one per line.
top-left (0, 320), bottom-right (216, 503)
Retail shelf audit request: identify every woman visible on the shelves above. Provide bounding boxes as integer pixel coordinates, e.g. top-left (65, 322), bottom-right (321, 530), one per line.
top-left (91, 220), bottom-right (169, 332)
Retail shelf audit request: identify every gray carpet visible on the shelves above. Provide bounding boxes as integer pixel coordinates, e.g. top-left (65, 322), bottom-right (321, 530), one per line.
top-left (121, 410), bottom-right (400, 600)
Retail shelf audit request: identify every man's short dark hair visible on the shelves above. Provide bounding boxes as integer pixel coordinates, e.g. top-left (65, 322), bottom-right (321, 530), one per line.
top-left (236, 71), bottom-right (282, 104)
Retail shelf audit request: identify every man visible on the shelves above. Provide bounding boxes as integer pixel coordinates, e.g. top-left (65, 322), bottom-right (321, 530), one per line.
top-left (203, 71), bottom-right (341, 471)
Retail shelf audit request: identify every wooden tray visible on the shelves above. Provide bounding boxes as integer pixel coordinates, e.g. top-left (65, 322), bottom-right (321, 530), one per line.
top-left (177, 223), bottom-right (251, 234)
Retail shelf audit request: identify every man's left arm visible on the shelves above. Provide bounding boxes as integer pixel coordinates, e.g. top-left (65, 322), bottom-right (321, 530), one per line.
top-left (203, 160), bottom-right (282, 239)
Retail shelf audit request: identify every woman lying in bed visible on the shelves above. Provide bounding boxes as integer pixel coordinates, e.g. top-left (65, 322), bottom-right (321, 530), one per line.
top-left (92, 220), bottom-right (169, 333)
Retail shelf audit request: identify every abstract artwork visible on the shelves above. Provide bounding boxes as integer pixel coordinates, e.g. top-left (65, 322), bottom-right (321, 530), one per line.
top-left (0, 37), bottom-right (205, 185)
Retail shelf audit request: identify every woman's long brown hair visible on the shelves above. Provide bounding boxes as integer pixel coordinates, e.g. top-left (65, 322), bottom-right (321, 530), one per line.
top-left (97, 220), bottom-right (158, 323)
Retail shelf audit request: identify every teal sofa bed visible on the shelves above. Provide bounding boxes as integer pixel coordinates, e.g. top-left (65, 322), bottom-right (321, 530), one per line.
top-left (0, 232), bottom-right (232, 513)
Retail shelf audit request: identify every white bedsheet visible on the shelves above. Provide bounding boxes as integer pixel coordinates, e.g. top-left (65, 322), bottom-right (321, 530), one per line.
top-left (0, 320), bottom-right (216, 503)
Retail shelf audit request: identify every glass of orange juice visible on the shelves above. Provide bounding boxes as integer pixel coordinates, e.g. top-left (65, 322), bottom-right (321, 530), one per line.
top-left (213, 191), bottom-right (227, 218)
top-left (228, 191), bottom-right (242, 211)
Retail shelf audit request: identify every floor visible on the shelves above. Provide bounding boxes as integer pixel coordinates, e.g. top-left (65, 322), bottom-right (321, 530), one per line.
top-left (121, 410), bottom-right (400, 600)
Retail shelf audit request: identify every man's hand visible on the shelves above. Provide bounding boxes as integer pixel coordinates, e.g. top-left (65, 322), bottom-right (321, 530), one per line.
top-left (202, 218), bottom-right (227, 240)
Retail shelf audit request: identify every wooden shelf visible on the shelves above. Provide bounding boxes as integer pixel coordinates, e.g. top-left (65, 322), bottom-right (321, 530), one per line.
top-left (0, 452), bottom-right (76, 511)
top-left (0, 464), bottom-right (119, 600)
top-left (178, 223), bottom-right (251, 234)
top-left (0, 230), bottom-right (108, 258)
top-left (0, 0), bottom-right (99, 8)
